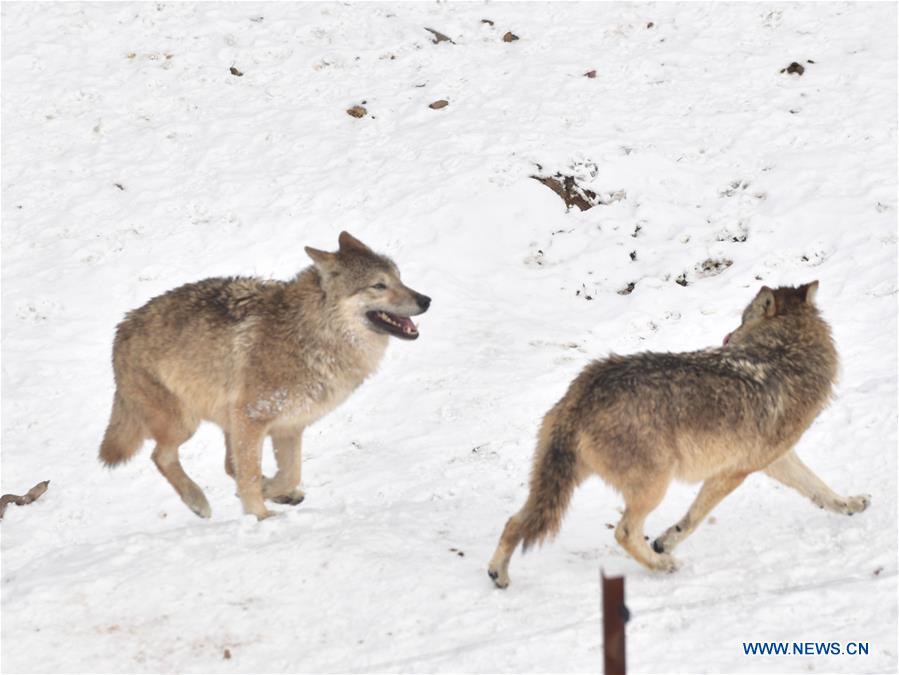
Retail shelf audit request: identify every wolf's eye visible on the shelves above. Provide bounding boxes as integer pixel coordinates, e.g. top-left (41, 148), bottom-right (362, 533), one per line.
top-left (372, 283), bottom-right (387, 290)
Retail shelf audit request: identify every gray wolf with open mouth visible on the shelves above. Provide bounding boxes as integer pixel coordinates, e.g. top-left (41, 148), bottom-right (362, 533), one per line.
top-left (99, 231), bottom-right (430, 520)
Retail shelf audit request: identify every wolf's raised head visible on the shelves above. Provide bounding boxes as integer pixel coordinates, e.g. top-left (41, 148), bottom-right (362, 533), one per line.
top-left (304, 231), bottom-right (431, 340)
top-left (724, 281), bottom-right (819, 347)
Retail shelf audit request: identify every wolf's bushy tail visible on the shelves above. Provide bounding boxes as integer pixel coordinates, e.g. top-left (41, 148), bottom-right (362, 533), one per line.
top-left (520, 426), bottom-right (579, 552)
top-left (99, 391), bottom-right (146, 466)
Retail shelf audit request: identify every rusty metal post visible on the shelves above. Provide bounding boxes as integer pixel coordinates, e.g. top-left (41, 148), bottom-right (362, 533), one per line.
top-left (601, 571), bottom-right (628, 675)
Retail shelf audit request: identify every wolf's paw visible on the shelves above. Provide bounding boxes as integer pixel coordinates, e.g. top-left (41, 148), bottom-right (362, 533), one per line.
top-left (649, 553), bottom-right (680, 573)
top-left (488, 567), bottom-right (510, 589)
top-left (263, 478), bottom-right (305, 505)
top-left (183, 487), bottom-right (212, 519)
top-left (843, 494), bottom-right (871, 515)
top-left (651, 528), bottom-right (682, 554)
top-left (269, 489), bottom-right (306, 506)
top-left (255, 508), bottom-right (277, 521)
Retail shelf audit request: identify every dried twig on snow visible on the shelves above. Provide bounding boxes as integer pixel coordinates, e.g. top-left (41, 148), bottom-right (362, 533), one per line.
top-left (0, 481), bottom-right (50, 520)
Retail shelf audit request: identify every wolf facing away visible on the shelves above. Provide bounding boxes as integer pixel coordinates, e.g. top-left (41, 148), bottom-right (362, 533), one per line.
top-left (99, 231), bottom-right (430, 520)
top-left (488, 282), bottom-right (870, 587)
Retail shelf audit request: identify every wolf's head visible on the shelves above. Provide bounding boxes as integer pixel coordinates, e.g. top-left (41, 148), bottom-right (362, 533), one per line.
top-left (724, 281), bottom-right (819, 347)
top-left (305, 231), bottom-right (431, 340)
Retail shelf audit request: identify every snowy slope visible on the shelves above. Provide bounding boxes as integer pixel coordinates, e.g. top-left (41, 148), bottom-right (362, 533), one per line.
top-left (1, 2), bottom-right (896, 673)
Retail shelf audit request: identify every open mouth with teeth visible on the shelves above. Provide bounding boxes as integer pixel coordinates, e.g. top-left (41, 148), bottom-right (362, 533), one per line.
top-left (366, 310), bottom-right (419, 340)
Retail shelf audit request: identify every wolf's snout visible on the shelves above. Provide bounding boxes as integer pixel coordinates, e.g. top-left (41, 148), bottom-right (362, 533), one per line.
top-left (415, 293), bottom-right (431, 312)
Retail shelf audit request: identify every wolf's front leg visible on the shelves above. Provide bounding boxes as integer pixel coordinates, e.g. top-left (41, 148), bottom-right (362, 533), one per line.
top-left (264, 429), bottom-right (306, 505)
top-left (763, 450), bottom-right (871, 515)
top-left (653, 472), bottom-right (747, 555)
top-left (230, 415), bottom-right (275, 520)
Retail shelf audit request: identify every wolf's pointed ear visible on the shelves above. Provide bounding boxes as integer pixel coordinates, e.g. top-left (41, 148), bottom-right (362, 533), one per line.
top-left (801, 280), bottom-right (819, 305)
top-left (338, 231), bottom-right (371, 254)
top-left (757, 286), bottom-right (777, 317)
top-left (305, 246), bottom-right (337, 270)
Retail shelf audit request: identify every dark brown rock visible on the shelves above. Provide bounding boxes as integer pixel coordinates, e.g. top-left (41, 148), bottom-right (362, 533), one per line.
top-left (780, 62), bottom-right (805, 75)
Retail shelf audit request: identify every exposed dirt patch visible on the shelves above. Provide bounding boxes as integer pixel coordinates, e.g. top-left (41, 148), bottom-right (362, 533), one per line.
top-left (715, 221), bottom-right (748, 243)
top-left (531, 174), bottom-right (597, 211)
top-left (780, 61), bottom-right (805, 75)
top-left (695, 258), bottom-right (733, 278)
top-left (719, 179), bottom-right (749, 197)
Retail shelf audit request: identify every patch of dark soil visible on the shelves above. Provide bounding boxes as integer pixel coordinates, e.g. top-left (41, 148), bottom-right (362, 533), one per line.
top-left (696, 258), bottom-right (733, 278)
top-left (532, 174), bottom-right (597, 211)
top-left (780, 61), bottom-right (805, 75)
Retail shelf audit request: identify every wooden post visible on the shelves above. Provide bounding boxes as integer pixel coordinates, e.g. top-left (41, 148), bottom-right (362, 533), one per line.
top-left (601, 571), bottom-right (628, 675)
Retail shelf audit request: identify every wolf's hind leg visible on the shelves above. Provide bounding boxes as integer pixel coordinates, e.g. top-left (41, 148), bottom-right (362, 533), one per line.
top-left (616, 478), bottom-right (677, 572)
top-left (487, 422), bottom-right (584, 589)
top-left (763, 450), bottom-right (870, 515)
top-left (152, 442), bottom-right (211, 518)
top-left (652, 472), bottom-right (746, 555)
top-left (263, 430), bottom-right (305, 505)
top-left (487, 510), bottom-right (526, 589)
top-left (224, 432), bottom-right (236, 478)
top-left (138, 378), bottom-right (208, 518)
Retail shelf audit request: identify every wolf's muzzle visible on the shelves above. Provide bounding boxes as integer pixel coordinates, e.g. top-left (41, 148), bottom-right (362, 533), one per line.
top-left (415, 292), bottom-right (431, 312)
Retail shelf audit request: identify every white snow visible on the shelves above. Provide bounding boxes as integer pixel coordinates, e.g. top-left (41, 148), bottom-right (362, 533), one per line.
top-left (1, 2), bottom-right (896, 673)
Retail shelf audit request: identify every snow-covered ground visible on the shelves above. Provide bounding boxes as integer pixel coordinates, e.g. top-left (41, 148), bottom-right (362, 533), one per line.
top-left (2, 2), bottom-right (896, 673)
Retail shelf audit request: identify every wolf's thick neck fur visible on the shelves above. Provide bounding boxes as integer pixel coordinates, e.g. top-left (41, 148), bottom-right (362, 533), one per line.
top-left (285, 266), bottom-right (389, 355)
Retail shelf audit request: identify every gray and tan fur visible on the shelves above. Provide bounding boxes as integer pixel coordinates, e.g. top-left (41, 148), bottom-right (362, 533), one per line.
top-left (488, 282), bottom-right (870, 587)
top-left (99, 231), bottom-right (430, 520)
